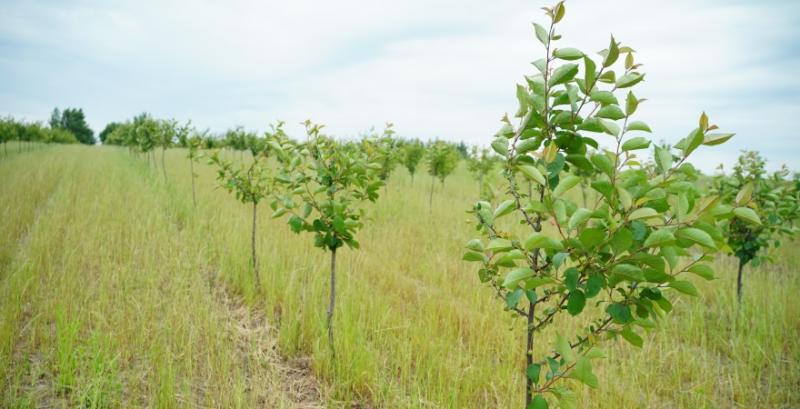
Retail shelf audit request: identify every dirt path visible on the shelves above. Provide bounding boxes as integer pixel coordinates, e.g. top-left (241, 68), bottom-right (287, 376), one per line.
top-left (212, 281), bottom-right (326, 408)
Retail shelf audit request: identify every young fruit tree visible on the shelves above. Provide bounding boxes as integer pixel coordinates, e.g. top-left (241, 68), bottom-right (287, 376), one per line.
top-left (157, 119), bottom-right (177, 182)
top-left (425, 140), bottom-right (459, 211)
top-left (466, 146), bottom-right (496, 200)
top-left (713, 151), bottom-right (799, 303)
top-left (463, 3), bottom-right (736, 407)
top-left (361, 123), bottom-right (399, 191)
top-left (271, 120), bottom-right (382, 357)
top-left (400, 139), bottom-right (426, 184)
top-left (209, 140), bottom-right (278, 293)
top-left (186, 131), bottom-right (205, 208)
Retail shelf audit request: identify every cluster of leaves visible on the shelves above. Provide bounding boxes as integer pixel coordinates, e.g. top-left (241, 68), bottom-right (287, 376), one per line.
top-left (399, 139), bottom-right (426, 181)
top-left (426, 140), bottom-right (460, 185)
top-left (271, 121), bottom-right (383, 251)
top-left (0, 115), bottom-right (80, 147)
top-left (361, 123), bottom-right (400, 183)
top-left (463, 2), bottom-right (736, 407)
top-left (714, 151), bottom-right (799, 269)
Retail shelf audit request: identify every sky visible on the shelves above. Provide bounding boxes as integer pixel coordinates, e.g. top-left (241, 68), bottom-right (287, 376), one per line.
top-left (1, 0), bottom-right (798, 172)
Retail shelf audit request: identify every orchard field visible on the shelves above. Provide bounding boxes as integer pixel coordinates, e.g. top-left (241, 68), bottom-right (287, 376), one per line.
top-left (0, 143), bottom-right (798, 408)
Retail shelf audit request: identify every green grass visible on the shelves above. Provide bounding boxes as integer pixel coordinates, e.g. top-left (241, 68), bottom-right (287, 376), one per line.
top-left (1, 144), bottom-right (798, 408)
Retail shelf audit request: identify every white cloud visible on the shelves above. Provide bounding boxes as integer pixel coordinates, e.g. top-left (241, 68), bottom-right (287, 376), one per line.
top-left (0, 0), bottom-right (797, 171)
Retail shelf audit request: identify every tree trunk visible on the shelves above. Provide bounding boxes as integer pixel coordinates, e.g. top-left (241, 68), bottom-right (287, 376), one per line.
top-left (252, 201), bottom-right (261, 293)
top-left (429, 176), bottom-right (435, 213)
top-left (161, 147), bottom-right (168, 182)
top-left (581, 184), bottom-right (588, 208)
top-left (327, 247), bottom-right (337, 358)
top-left (736, 258), bottom-right (744, 304)
top-left (190, 159), bottom-right (197, 208)
top-left (526, 301), bottom-right (536, 407)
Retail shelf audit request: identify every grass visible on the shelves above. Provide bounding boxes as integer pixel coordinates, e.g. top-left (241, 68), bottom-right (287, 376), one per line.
top-left (1, 143), bottom-right (798, 408)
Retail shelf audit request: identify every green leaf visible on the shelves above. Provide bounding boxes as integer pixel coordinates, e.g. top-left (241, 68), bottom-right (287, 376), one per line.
top-left (670, 280), bottom-right (699, 296)
top-left (502, 267), bottom-right (534, 288)
top-left (621, 137), bottom-right (651, 151)
top-left (533, 22), bottom-right (549, 46)
top-left (555, 333), bottom-right (576, 363)
top-left (519, 165), bottom-right (547, 186)
top-left (607, 303), bottom-right (633, 324)
top-left (590, 154), bottom-right (614, 177)
top-left (612, 263), bottom-right (645, 281)
top-left (524, 232), bottom-right (564, 251)
top-left (491, 138), bottom-right (508, 156)
top-left (462, 251), bottom-right (485, 262)
top-left (494, 200), bottom-right (516, 219)
top-left (597, 105), bottom-right (626, 120)
top-left (584, 56), bottom-right (597, 89)
top-left (486, 238), bottom-right (514, 252)
top-left (550, 63), bottom-right (580, 86)
top-left (465, 239), bottom-right (483, 252)
top-left (589, 90), bottom-right (618, 106)
top-left (688, 264), bottom-right (715, 280)
top-left (567, 290), bottom-right (586, 316)
top-left (626, 121), bottom-right (652, 133)
top-left (643, 229), bottom-right (676, 248)
top-left (603, 36), bottom-right (619, 67)
top-left (516, 84), bottom-right (530, 116)
top-left (525, 276), bottom-right (556, 289)
top-left (517, 138), bottom-right (539, 154)
top-left (733, 207), bottom-right (761, 225)
top-left (554, 48), bottom-right (584, 60)
top-left (579, 228), bottom-right (605, 248)
top-left (568, 208), bottom-right (593, 230)
top-left (676, 227), bottom-right (716, 249)
top-left (621, 326), bottom-right (643, 348)
top-left (655, 145), bottom-right (672, 172)
top-left (628, 207), bottom-right (658, 220)
top-left (530, 395), bottom-right (548, 409)
top-left (702, 133), bottom-right (734, 146)
top-left (625, 91), bottom-right (638, 116)
top-left (288, 215), bottom-right (304, 233)
top-left (553, 175), bottom-right (581, 197)
top-left (527, 363), bottom-right (542, 384)
top-left (616, 72), bottom-right (645, 88)
top-left (506, 288), bottom-right (524, 310)
top-left (570, 357), bottom-right (599, 388)
top-left (679, 128), bottom-right (704, 157)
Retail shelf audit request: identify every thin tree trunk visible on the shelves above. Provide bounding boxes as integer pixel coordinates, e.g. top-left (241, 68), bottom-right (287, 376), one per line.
top-left (190, 159), bottom-right (197, 208)
top-left (252, 201), bottom-right (261, 293)
top-left (161, 147), bottom-right (168, 182)
top-left (581, 183), bottom-right (588, 208)
top-left (327, 247), bottom-right (337, 358)
top-left (429, 176), bottom-right (435, 213)
top-left (526, 301), bottom-right (536, 407)
top-left (736, 258), bottom-right (744, 304)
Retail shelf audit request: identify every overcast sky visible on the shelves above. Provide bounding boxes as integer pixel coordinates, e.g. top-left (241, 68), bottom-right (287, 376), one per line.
top-left (1, 0), bottom-right (798, 171)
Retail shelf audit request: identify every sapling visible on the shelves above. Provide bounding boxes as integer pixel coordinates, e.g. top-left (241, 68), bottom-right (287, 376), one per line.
top-left (466, 146), bottom-right (496, 199)
top-left (425, 140), bottom-right (459, 211)
top-left (186, 131), bottom-right (205, 208)
top-left (209, 140), bottom-right (278, 293)
top-left (272, 120), bottom-right (382, 357)
top-left (362, 124), bottom-right (399, 187)
top-left (158, 119), bottom-right (177, 181)
top-left (714, 151), bottom-right (799, 303)
top-left (400, 139), bottom-right (425, 184)
top-left (463, 3), bottom-right (736, 407)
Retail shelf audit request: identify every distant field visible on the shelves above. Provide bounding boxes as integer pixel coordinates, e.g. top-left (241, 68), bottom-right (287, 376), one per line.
top-left (1, 144), bottom-right (798, 408)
